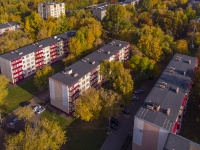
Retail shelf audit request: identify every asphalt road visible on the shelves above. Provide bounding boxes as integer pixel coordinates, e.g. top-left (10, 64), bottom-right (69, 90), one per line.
top-left (100, 79), bottom-right (157, 150)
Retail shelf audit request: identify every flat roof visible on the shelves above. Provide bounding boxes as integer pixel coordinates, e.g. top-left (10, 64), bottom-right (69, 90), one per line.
top-left (50, 40), bottom-right (129, 86)
top-left (136, 53), bottom-right (197, 131)
top-left (0, 22), bottom-right (20, 29)
top-left (0, 30), bottom-right (76, 61)
top-left (41, 2), bottom-right (64, 5)
top-left (164, 133), bottom-right (200, 150)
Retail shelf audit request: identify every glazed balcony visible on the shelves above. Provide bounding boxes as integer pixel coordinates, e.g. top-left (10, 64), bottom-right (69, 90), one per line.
top-left (69, 84), bottom-right (80, 92)
top-left (11, 59), bottom-right (22, 66)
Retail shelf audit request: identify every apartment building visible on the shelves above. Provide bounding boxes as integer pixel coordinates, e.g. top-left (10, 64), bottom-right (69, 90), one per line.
top-left (132, 53), bottom-right (199, 150)
top-left (38, 2), bottom-right (65, 19)
top-left (0, 22), bottom-right (20, 35)
top-left (92, 5), bottom-right (108, 21)
top-left (0, 31), bottom-right (76, 84)
top-left (49, 40), bottom-right (130, 115)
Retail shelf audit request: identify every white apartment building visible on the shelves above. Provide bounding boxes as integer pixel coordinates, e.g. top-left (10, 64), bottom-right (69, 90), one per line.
top-left (49, 40), bottom-right (130, 115)
top-left (0, 22), bottom-right (20, 35)
top-left (38, 2), bottom-right (65, 19)
top-left (0, 31), bottom-right (76, 84)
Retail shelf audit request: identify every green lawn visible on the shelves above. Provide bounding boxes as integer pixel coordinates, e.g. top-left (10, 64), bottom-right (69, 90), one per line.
top-left (3, 77), bottom-right (38, 116)
top-left (41, 110), bottom-right (107, 150)
top-left (41, 110), bottom-right (75, 129)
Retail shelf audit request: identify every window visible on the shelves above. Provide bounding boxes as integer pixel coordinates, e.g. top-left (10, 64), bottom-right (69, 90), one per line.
top-left (27, 59), bottom-right (30, 62)
top-left (31, 57), bottom-right (34, 60)
top-left (26, 55), bottom-right (29, 58)
top-left (27, 63), bottom-right (30, 66)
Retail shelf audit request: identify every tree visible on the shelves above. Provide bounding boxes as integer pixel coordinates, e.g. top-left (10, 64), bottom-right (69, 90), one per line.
top-left (0, 75), bottom-right (9, 123)
top-left (34, 65), bottom-right (55, 90)
top-left (173, 39), bottom-right (189, 54)
top-left (75, 88), bottom-right (101, 121)
top-left (5, 118), bottom-right (66, 150)
top-left (100, 61), bottom-right (134, 101)
top-left (99, 89), bottom-right (121, 118)
top-left (15, 106), bottom-right (34, 122)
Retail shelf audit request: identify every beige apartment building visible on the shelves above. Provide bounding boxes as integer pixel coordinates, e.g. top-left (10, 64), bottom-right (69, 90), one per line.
top-left (0, 22), bottom-right (20, 35)
top-left (38, 2), bottom-right (65, 19)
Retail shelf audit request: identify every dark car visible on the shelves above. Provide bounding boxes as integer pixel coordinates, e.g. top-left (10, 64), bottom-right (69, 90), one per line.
top-left (134, 89), bottom-right (144, 94)
top-left (111, 118), bottom-right (120, 126)
top-left (9, 118), bottom-right (18, 126)
top-left (122, 108), bottom-right (130, 114)
top-left (132, 96), bottom-right (139, 101)
top-left (20, 101), bottom-right (31, 107)
top-left (109, 122), bottom-right (118, 130)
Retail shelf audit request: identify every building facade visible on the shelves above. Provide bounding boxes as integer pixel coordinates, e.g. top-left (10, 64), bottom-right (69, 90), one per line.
top-left (0, 22), bottom-right (20, 35)
top-left (0, 31), bottom-right (76, 84)
top-left (92, 5), bottom-right (108, 21)
top-left (132, 53), bottom-right (199, 150)
top-left (38, 2), bottom-right (65, 19)
top-left (49, 40), bottom-right (130, 115)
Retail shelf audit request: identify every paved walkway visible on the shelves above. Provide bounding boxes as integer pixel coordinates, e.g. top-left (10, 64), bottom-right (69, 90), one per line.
top-left (100, 79), bottom-right (157, 150)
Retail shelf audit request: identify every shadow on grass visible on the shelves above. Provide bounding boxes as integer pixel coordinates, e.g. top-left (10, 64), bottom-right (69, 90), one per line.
top-left (41, 106), bottom-right (108, 150)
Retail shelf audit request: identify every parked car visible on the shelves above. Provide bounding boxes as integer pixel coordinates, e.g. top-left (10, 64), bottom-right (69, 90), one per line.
top-left (122, 108), bottom-right (130, 114)
top-left (33, 105), bottom-right (41, 112)
top-left (35, 107), bottom-right (45, 114)
top-left (9, 118), bottom-right (18, 126)
top-left (108, 122), bottom-right (118, 130)
top-left (134, 89), bottom-right (144, 94)
top-left (20, 101), bottom-right (31, 107)
top-left (111, 117), bottom-right (120, 126)
top-left (132, 96), bottom-right (139, 101)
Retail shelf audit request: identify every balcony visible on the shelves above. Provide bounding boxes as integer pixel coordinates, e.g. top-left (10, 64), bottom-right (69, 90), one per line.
top-left (35, 55), bottom-right (44, 60)
top-left (69, 90), bottom-right (80, 98)
top-left (172, 121), bottom-right (179, 134)
top-left (91, 80), bottom-right (98, 87)
top-left (11, 59), bottom-right (22, 66)
top-left (35, 59), bottom-right (44, 64)
top-left (35, 50), bottom-right (43, 56)
top-left (90, 75), bottom-right (98, 81)
top-left (13, 69), bottom-right (23, 75)
top-left (12, 65), bottom-right (22, 71)
top-left (69, 84), bottom-right (80, 92)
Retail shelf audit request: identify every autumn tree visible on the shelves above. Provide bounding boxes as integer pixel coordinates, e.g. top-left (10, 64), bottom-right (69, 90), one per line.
top-left (99, 89), bottom-right (121, 118)
top-left (34, 65), bottom-right (55, 90)
top-left (16, 106), bottom-right (34, 122)
top-left (5, 118), bottom-right (66, 150)
top-left (100, 61), bottom-right (133, 102)
top-left (75, 88), bottom-right (101, 121)
top-left (173, 39), bottom-right (189, 54)
top-left (0, 75), bottom-right (9, 123)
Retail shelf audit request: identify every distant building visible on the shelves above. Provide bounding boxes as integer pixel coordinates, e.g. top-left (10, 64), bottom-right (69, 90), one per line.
top-left (119, 0), bottom-right (139, 6)
top-left (92, 0), bottom-right (138, 21)
top-left (38, 2), bottom-right (65, 19)
top-left (0, 22), bottom-right (20, 35)
top-left (49, 40), bottom-right (130, 115)
top-left (92, 5), bottom-right (108, 21)
top-left (132, 53), bottom-right (200, 150)
top-left (0, 31), bottom-right (76, 84)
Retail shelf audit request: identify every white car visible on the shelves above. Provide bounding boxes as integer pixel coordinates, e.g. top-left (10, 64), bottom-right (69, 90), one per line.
top-left (33, 105), bottom-right (41, 112)
top-left (35, 107), bottom-right (45, 114)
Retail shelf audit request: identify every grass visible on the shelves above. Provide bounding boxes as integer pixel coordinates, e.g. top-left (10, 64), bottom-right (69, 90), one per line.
top-left (41, 110), bottom-right (75, 129)
top-left (3, 77), bottom-right (38, 116)
top-left (41, 110), bottom-right (107, 150)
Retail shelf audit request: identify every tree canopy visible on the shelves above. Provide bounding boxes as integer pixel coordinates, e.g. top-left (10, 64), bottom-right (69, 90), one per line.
top-left (5, 118), bottom-right (66, 150)
top-left (34, 65), bottom-right (55, 90)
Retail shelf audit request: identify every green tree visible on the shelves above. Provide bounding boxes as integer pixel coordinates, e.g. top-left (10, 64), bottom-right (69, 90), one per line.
top-left (75, 88), bottom-right (101, 121)
top-left (34, 65), bottom-right (55, 90)
top-left (0, 75), bottom-right (9, 123)
top-left (5, 118), bottom-right (66, 150)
